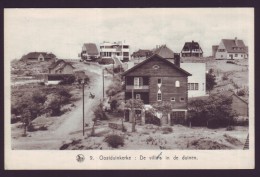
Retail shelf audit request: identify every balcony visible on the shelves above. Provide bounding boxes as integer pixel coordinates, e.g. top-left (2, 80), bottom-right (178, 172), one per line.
top-left (125, 85), bottom-right (149, 92)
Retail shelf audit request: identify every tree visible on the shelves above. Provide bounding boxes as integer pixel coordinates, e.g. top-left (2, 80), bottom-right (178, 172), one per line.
top-left (206, 73), bottom-right (217, 93)
top-left (188, 94), bottom-right (236, 128)
top-left (110, 100), bottom-right (118, 112)
top-left (152, 101), bottom-right (174, 125)
top-left (125, 99), bottom-right (144, 132)
top-left (21, 108), bottom-right (31, 136)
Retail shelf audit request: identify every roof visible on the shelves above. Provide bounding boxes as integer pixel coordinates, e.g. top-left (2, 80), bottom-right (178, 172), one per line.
top-left (121, 54), bottom-right (191, 76)
top-left (220, 90), bottom-right (248, 104)
top-left (48, 59), bottom-right (75, 70)
top-left (222, 39), bottom-right (247, 53)
top-left (182, 41), bottom-right (203, 52)
top-left (83, 43), bottom-right (99, 55)
top-left (212, 45), bottom-right (219, 50)
top-left (22, 52), bottom-right (56, 60)
top-left (153, 45), bottom-right (175, 59)
top-left (131, 49), bottom-right (152, 57)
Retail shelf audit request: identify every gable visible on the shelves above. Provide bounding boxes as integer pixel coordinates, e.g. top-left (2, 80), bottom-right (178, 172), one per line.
top-left (123, 55), bottom-right (191, 77)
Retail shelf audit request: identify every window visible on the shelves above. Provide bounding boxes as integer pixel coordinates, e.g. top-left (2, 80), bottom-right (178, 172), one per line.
top-left (157, 93), bottom-right (162, 101)
top-left (153, 65), bottom-right (160, 69)
top-left (221, 55), bottom-right (223, 58)
top-left (136, 94), bottom-right (141, 100)
top-left (188, 83), bottom-right (199, 90)
top-left (229, 54), bottom-right (232, 57)
top-left (123, 52), bottom-right (129, 56)
top-left (134, 77), bottom-right (139, 86)
top-left (180, 97), bottom-right (185, 102)
top-left (235, 54), bottom-right (238, 57)
top-left (158, 78), bottom-right (162, 84)
top-left (171, 97), bottom-right (175, 101)
top-left (123, 45), bottom-right (129, 49)
top-left (175, 80), bottom-right (180, 87)
top-left (218, 49), bottom-right (225, 52)
top-left (190, 83), bottom-right (194, 90)
top-left (195, 83), bottom-right (199, 90)
top-left (241, 54), bottom-right (243, 57)
top-left (134, 77), bottom-right (143, 86)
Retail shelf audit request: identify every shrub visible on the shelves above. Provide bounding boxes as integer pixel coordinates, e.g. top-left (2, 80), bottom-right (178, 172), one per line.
top-left (11, 114), bottom-right (21, 124)
top-left (98, 58), bottom-right (114, 65)
top-left (222, 74), bottom-right (229, 81)
top-left (226, 126), bottom-right (235, 131)
top-left (207, 118), bottom-right (229, 129)
top-left (145, 111), bottom-right (161, 126)
top-left (188, 94), bottom-right (236, 128)
top-left (237, 89), bottom-right (245, 96)
top-left (105, 135), bottom-right (124, 148)
top-left (110, 100), bottom-right (118, 111)
top-left (113, 66), bottom-right (124, 73)
top-left (161, 127), bottom-right (173, 134)
top-left (226, 61), bottom-right (236, 64)
top-left (27, 124), bottom-right (37, 132)
top-left (94, 103), bottom-right (107, 120)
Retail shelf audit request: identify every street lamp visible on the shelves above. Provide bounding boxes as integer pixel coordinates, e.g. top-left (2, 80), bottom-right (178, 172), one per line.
top-left (81, 78), bottom-right (86, 136)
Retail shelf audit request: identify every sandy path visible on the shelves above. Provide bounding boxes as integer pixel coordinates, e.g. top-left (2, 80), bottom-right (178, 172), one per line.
top-left (12, 64), bottom-right (112, 150)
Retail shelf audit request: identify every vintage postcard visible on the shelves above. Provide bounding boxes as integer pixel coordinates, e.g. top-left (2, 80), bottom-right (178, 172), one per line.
top-left (4, 8), bottom-right (254, 169)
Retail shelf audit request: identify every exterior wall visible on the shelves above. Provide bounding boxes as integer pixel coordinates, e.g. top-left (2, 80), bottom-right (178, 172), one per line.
top-left (226, 53), bottom-right (246, 60)
top-left (180, 63), bottom-right (206, 97)
top-left (232, 95), bottom-right (248, 116)
top-left (49, 64), bottom-right (74, 74)
top-left (38, 54), bottom-right (45, 61)
top-left (149, 76), bottom-right (188, 109)
top-left (125, 92), bottom-right (149, 104)
top-left (215, 40), bottom-right (227, 59)
top-left (126, 57), bottom-right (186, 77)
top-left (100, 42), bottom-right (130, 62)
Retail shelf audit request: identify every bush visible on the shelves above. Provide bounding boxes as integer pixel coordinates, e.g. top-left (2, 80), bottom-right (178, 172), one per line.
top-left (145, 111), bottom-right (161, 126)
top-left (113, 66), bottom-right (124, 73)
top-left (105, 135), bottom-right (124, 148)
top-left (226, 126), bottom-right (235, 131)
top-left (98, 58), bottom-right (114, 65)
top-left (110, 100), bottom-right (118, 111)
top-left (27, 124), bottom-right (37, 132)
top-left (11, 114), bottom-right (21, 124)
top-left (226, 61), bottom-right (236, 64)
top-left (59, 75), bottom-right (76, 85)
top-left (237, 89), bottom-right (245, 96)
top-left (161, 127), bottom-right (173, 134)
top-left (222, 74), bottom-right (229, 81)
top-left (188, 94), bottom-right (236, 128)
top-left (94, 103), bottom-right (107, 120)
top-left (207, 118), bottom-right (229, 129)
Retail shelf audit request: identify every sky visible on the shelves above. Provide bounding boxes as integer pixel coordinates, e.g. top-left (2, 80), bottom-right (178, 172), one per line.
top-left (4, 8), bottom-right (254, 60)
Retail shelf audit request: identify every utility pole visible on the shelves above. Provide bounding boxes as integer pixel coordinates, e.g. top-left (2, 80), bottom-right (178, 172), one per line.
top-left (131, 88), bottom-right (135, 132)
top-left (103, 69), bottom-right (104, 101)
top-left (82, 81), bottom-right (85, 136)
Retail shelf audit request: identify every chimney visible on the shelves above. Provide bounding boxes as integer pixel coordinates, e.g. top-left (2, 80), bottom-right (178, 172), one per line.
top-left (174, 53), bottom-right (180, 67)
top-left (235, 37), bottom-right (238, 46)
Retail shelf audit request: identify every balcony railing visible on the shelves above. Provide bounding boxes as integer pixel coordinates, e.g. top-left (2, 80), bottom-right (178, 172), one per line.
top-left (126, 85), bottom-right (149, 90)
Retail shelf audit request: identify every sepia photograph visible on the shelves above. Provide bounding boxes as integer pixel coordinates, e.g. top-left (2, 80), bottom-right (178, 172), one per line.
top-left (4, 8), bottom-right (254, 169)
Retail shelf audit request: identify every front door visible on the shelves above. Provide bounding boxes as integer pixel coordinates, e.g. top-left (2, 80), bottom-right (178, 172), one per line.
top-left (170, 111), bottom-right (185, 125)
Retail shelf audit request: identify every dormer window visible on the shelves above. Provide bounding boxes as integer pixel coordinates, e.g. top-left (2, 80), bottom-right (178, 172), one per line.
top-left (175, 80), bottom-right (180, 87)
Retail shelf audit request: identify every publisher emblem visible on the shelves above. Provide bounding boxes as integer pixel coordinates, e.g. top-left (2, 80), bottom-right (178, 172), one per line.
top-left (76, 154), bottom-right (85, 163)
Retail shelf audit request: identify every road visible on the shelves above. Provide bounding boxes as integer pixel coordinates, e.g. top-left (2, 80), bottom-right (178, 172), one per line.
top-left (12, 63), bottom-right (112, 150)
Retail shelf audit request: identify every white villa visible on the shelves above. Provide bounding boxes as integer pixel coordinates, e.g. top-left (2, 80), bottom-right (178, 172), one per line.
top-left (100, 41), bottom-right (130, 62)
top-left (180, 63), bottom-right (207, 98)
top-left (213, 37), bottom-right (248, 60)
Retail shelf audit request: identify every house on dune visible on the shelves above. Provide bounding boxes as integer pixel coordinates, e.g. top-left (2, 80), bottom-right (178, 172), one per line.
top-left (122, 54), bottom-right (192, 126)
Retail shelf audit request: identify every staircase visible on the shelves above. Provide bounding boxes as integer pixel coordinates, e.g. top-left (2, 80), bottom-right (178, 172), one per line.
top-left (243, 134), bottom-right (249, 150)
